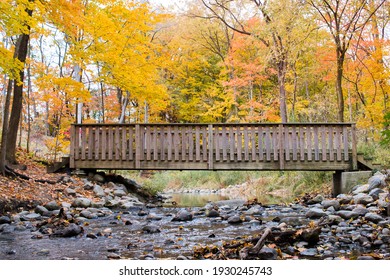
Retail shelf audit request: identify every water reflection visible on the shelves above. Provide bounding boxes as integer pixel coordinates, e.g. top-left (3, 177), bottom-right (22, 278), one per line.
top-left (163, 191), bottom-right (293, 207)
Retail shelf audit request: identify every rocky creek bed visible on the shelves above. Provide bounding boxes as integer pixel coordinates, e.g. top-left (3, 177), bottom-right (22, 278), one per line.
top-left (0, 172), bottom-right (389, 260)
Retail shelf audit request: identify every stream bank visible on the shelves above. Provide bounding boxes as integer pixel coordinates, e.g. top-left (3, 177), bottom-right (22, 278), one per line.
top-left (0, 171), bottom-right (389, 260)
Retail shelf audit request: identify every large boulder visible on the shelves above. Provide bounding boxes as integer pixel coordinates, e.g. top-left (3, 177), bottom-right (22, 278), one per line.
top-left (172, 209), bottom-right (193, 222)
top-left (368, 173), bottom-right (387, 191)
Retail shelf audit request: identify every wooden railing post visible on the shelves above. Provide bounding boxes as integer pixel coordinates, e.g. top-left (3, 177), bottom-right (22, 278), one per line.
top-left (279, 124), bottom-right (285, 169)
top-left (135, 124), bottom-right (141, 169)
top-left (208, 124), bottom-right (214, 170)
top-left (351, 124), bottom-right (358, 170)
top-left (69, 125), bottom-right (75, 168)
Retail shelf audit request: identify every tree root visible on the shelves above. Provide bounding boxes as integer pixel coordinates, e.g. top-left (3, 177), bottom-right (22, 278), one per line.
top-left (4, 165), bottom-right (59, 184)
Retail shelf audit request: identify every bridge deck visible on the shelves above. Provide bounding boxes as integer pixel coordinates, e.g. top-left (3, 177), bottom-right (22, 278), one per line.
top-left (70, 123), bottom-right (357, 172)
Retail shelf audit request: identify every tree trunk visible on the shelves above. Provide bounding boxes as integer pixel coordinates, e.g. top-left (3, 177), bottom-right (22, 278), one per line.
top-left (336, 50), bottom-right (345, 122)
top-left (6, 32), bottom-right (31, 164)
top-left (0, 80), bottom-right (13, 175)
top-left (277, 60), bottom-right (288, 123)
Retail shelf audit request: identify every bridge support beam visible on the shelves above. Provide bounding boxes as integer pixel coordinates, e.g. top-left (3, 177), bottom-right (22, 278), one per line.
top-left (332, 171), bottom-right (342, 197)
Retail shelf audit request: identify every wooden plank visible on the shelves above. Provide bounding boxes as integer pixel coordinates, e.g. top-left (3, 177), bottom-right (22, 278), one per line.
top-left (299, 126), bottom-right (304, 161)
top-left (292, 126), bottom-right (297, 161)
top-left (146, 126), bottom-right (151, 161)
top-left (189, 127), bottom-right (194, 161)
top-left (161, 128), bottom-right (166, 161)
top-left (278, 125), bottom-right (284, 168)
top-left (229, 127), bottom-right (235, 161)
top-left (314, 126), bottom-right (319, 161)
top-left (108, 126), bottom-right (114, 161)
top-left (244, 126), bottom-right (249, 161)
top-left (174, 126), bottom-right (180, 161)
top-left (115, 126), bottom-right (120, 161)
top-left (101, 126), bottom-right (107, 160)
top-left (153, 126), bottom-right (158, 161)
top-left (202, 127), bottom-right (207, 162)
top-left (237, 128), bottom-right (242, 161)
top-left (121, 127), bottom-right (127, 161)
top-left (195, 126), bottom-right (201, 161)
top-left (128, 126), bottom-right (133, 160)
top-left (321, 125), bottom-right (327, 161)
top-left (222, 126), bottom-right (227, 161)
top-left (215, 127), bottom-right (220, 161)
top-left (181, 127), bottom-right (187, 161)
top-left (88, 127), bottom-right (94, 160)
top-left (167, 126), bottom-right (172, 161)
top-left (265, 126), bottom-right (271, 161)
top-left (352, 124), bottom-right (357, 170)
top-left (70, 125), bottom-right (76, 166)
top-left (273, 126), bottom-right (278, 161)
top-left (251, 126), bottom-right (256, 162)
top-left (307, 127), bottom-right (312, 161)
top-left (135, 125), bottom-right (141, 168)
top-left (208, 125), bottom-right (213, 169)
top-left (335, 126), bottom-right (342, 161)
top-left (284, 126), bottom-right (290, 161)
top-left (259, 126), bottom-right (264, 161)
top-left (343, 126), bottom-right (349, 161)
top-left (328, 126), bottom-right (334, 161)
top-left (81, 126), bottom-right (87, 160)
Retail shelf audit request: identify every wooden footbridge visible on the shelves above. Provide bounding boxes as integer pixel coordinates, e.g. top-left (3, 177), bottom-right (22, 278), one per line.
top-left (67, 123), bottom-right (374, 195)
top-left (70, 123), bottom-right (358, 171)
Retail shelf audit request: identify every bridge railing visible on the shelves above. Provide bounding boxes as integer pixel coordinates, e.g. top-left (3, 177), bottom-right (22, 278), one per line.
top-left (70, 123), bottom-right (357, 171)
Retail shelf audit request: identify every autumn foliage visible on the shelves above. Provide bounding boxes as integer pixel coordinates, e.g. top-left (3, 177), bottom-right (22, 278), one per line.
top-left (0, 0), bottom-right (389, 161)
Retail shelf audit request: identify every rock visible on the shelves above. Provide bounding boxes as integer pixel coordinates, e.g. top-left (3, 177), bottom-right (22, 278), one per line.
top-left (0, 216), bottom-right (11, 224)
top-left (299, 248), bottom-right (318, 258)
top-left (142, 225), bottom-right (161, 234)
top-left (91, 201), bottom-right (105, 208)
top-left (80, 210), bottom-right (97, 219)
top-left (72, 198), bottom-right (92, 208)
top-left (353, 193), bottom-right (374, 205)
top-left (172, 209), bottom-right (193, 222)
top-left (352, 184), bottom-right (370, 195)
top-left (305, 208), bottom-right (327, 218)
top-left (64, 188), bottom-right (77, 196)
top-left (146, 214), bottom-right (162, 221)
top-left (61, 202), bottom-right (72, 209)
top-left (93, 173), bottom-right (105, 183)
top-left (45, 201), bottom-right (61, 211)
top-left (176, 255), bottom-right (188, 260)
top-left (352, 205), bottom-right (369, 216)
top-left (280, 217), bottom-right (308, 227)
top-left (364, 213), bottom-right (384, 223)
top-left (36, 249), bottom-right (50, 256)
top-left (206, 209), bottom-right (220, 218)
top-left (86, 233), bottom-right (97, 239)
top-left (337, 194), bottom-right (353, 204)
top-left (21, 213), bottom-right (41, 221)
top-left (93, 185), bottom-right (105, 197)
top-left (53, 223), bottom-right (82, 237)
top-left (321, 200), bottom-right (340, 210)
top-left (336, 210), bottom-right (359, 220)
top-left (368, 174), bottom-right (386, 191)
top-left (35, 205), bottom-right (49, 215)
top-left (301, 227), bottom-right (321, 245)
top-left (357, 256), bottom-right (375, 260)
top-left (113, 189), bottom-right (127, 197)
top-left (245, 205), bottom-right (263, 215)
top-left (307, 195), bottom-right (324, 205)
top-left (258, 247), bottom-right (278, 260)
top-left (227, 215), bottom-right (243, 224)
top-left (368, 188), bottom-right (385, 200)
top-left (107, 253), bottom-right (121, 259)
top-left (84, 182), bottom-right (94, 190)
top-left (1, 225), bottom-right (15, 233)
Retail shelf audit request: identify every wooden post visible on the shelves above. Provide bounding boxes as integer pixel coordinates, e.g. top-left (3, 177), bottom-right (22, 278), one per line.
top-left (208, 124), bottom-right (214, 170)
top-left (332, 171), bottom-right (342, 197)
top-left (69, 125), bottom-right (75, 168)
top-left (135, 124), bottom-right (141, 169)
top-left (279, 124), bottom-right (284, 169)
top-left (351, 124), bottom-right (358, 170)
